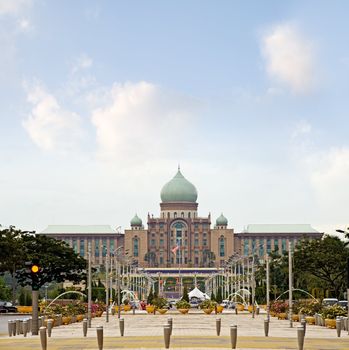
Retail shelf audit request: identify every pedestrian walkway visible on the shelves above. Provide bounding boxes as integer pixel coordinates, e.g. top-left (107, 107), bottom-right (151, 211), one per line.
top-left (1, 311), bottom-right (348, 349)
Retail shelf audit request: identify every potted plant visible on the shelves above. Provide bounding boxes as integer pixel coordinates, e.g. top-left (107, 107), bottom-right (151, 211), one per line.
top-left (199, 299), bottom-right (216, 314)
top-left (270, 301), bottom-right (288, 319)
top-left (152, 297), bottom-right (168, 314)
top-left (176, 299), bottom-right (190, 314)
top-left (299, 300), bottom-right (322, 325)
top-left (321, 305), bottom-right (346, 328)
top-left (123, 299), bottom-right (131, 312)
top-left (146, 304), bottom-right (155, 314)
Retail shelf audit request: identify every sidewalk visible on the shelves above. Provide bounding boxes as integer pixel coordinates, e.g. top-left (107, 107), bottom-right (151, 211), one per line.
top-left (1, 311), bottom-right (348, 349)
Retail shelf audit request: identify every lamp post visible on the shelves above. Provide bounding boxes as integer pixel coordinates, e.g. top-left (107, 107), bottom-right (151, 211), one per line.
top-left (88, 242), bottom-right (92, 327)
top-left (288, 240), bottom-right (293, 328)
top-left (336, 227), bottom-right (349, 335)
top-left (111, 246), bottom-right (124, 319)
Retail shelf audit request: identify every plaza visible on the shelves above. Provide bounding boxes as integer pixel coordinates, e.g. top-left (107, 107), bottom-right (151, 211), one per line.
top-left (1, 310), bottom-right (349, 349)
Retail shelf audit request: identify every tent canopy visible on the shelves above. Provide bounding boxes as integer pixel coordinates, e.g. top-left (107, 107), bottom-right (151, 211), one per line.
top-left (188, 287), bottom-right (208, 300)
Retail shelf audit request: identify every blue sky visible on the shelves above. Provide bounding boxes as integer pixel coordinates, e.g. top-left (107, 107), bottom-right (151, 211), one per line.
top-left (1, 0), bottom-right (349, 235)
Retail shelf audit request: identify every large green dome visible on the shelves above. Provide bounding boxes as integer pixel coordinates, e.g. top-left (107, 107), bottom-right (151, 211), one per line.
top-left (130, 214), bottom-right (142, 226)
top-left (161, 169), bottom-right (198, 203)
top-left (216, 213), bottom-right (228, 226)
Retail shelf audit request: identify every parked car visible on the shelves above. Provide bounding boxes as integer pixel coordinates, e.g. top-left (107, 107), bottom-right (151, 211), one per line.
top-left (322, 298), bottom-right (338, 306)
top-left (0, 301), bottom-right (17, 313)
top-left (338, 300), bottom-right (348, 310)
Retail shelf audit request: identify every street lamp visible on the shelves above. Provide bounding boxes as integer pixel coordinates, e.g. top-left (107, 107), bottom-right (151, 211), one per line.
top-left (337, 227), bottom-right (349, 335)
top-left (111, 246), bottom-right (124, 319)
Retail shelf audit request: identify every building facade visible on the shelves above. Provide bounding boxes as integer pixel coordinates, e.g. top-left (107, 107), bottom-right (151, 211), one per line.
top-left (41, 168), bottom-right (322, 269)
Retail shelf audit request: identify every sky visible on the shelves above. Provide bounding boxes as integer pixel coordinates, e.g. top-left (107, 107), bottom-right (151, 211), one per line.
top-left (1, 0), bottom-right (349, 236)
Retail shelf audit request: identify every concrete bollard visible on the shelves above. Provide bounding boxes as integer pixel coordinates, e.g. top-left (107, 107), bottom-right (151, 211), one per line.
top-left (216, 318), bottom-right (221, 336)
top-left (16, 319), bottom-right (21, 335)
top-left (340, 316), bottom-right (344, 331)
top-left (12, 320), bottom-right (16, 336)
top-left (132, 306), bottom-right (136, 315)
top-left (256, 306), bottom-right (260, 315)
top-left (27, 318), bottom-right (32, 332)
top-left (344, 317), bottom-right (348, 331)
top-left (301, 319), bottom-right (306, 336)
top-left (47, 319), bottom-right (53, 337)
top-left (96, 326), bottom-right (103, 350)
top-left (264, 319), bottom-right (269, 337)
top-left (83, 318), bottom-right (88, 337)
top-left (163, 324), bottom-right (171, 349)
top-left (336, 317), bottom-right (341, 337)
top-left (167, 317), bottom-right (173, 336)
top-left (19, 319), bottom-right (23, 334)
top-left (8, 320), bottom-right (13, 337)
top-left (297, 325), bottom-right (305, 350)
top-left (119, 318), bottom-right (125, 336)
top-left (23, 320), bottom-right (28, 337)
top-left (235, 307), bottom-right (238, 315)
top-left (40, 327), bottom-right (47, 350)
top-left (230, 325), bottom-right (237, 349)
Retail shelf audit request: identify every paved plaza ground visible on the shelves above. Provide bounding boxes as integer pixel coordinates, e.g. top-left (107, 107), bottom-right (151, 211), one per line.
top-left (1, 310), bottom-right (349, 349)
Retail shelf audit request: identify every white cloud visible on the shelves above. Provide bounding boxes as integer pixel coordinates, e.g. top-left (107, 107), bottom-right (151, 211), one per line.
top-left (71, 54), bottom-right (93, 74)
top-left (261, 23), bottom-right (315, 93)
top-left (0, 0), bottom-right (32, 16)
top-left (292, 120), bottom-right (312, 138)
top-left (22, 82), bottom-right (84, 152)
top-left (91, 81), bottom-right (199, 161)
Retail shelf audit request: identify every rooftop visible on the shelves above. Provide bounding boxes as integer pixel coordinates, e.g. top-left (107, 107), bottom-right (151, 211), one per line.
top-left (41, 225), bottom-right (117, 234)
top-left (243, 224), bottom-right (319, 234)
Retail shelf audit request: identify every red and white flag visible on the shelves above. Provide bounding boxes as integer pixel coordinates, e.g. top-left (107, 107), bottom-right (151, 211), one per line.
top-left (171, 245), bottom-right (179, 254)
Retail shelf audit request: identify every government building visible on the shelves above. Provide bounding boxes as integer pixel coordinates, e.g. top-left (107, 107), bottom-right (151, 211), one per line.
top-left (42, 168), bottom-right (322, 268)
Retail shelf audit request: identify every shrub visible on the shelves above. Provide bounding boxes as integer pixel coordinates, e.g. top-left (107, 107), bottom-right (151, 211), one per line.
top-left (270, 301), bottom-right (288, 313)
top-left (152, 297), bottom-right (167, 309)
top-left (299, 300), bottom-right (322, 316)
top-left (175, 300), bottom-right (190, 309)
top-left (199, 299), bottom-right (217, 309)
top-left (321, 305), bottom-right (346, 319)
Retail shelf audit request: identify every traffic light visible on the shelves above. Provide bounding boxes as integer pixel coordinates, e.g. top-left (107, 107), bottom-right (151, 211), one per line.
top-left (25, 259), bottom-right (41, 290)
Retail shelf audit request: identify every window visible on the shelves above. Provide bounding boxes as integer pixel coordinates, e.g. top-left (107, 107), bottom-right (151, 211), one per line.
top-left (174, 212), bottom-right (177, 218)
top-left (194, 223), bottom-right (198, 229)
top-left (188, 212), bottom-right (191, 218)
top-left (219, 236), bottom-right (225, 257)
top-left (181, 212), bottom-right (184, 218)
top-left (282, 238), bottom-right (286, 252)
top-left (203, 238), bottom-right (207, 246)
top-left (151, 239), bottom-right (156, 246)
top-left (95, 239), bottom-right (99, 257)
top-left (267, 239), bottom-right (271, 254)
top-left (167, 212), bottom-right (170, 218)
top-left (73, 239), bottom-right (77, 253)
top-left (159, 223), bottom-right (164, 229)
top-left (259, 242), bottom-right (264, 257)
top-left (274, 239), bottom-right (279, 252)
top-left (102, 239), bottom-right (107, 257)
top-left (133, 238), bottom-right (139, 257)
top-left (110, 240), bottom-right (114, 253)
top-left (184, 239), bottom-right (188, 246)
top-left (194, 238), bottom-right (199, 247)
top-left (159, 256), bottom-right (163, 264)
top-left (252, 239), bottom-right (256, 253)
top-left (79, 239), bottom-right (84, 256)
top-left (244, 239), bottom-right (249, 255)
top-left (195, 257), bottom-right (199, 265)
top-left (160, 239), bottom-right (164, 246)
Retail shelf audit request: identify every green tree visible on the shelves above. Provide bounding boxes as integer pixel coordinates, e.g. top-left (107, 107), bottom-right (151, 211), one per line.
top-left (182, 285), bottom-right (189, 302)
top-left (0, 276), bottom-right (11, 300)
top-left (147, 286), bottom-right (154, 305)
top-left (16, 233), bottom-right (87, 291)
top-left (293, 236), bottom-right (349, 298)
top-left (216, 286), bottom-right (223, 304)
top-left (211, 291), bottom-right (216, 301)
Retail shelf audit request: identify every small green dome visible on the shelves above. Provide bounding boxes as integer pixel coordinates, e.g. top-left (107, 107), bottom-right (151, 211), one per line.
top-left (160, 168), bottom-right (198, 203)
top-left (216, 213), bottom-right (228, 226)
top-left (130, 214), bottom-right (142, 226)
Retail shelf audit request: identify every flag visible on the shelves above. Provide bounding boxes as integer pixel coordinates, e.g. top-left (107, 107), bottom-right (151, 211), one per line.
top-left (171, 245), bottom-right (179, 254)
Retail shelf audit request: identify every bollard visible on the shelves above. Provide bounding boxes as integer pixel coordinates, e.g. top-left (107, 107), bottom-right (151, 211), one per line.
top-left (40, 326), bottom-right (47, 350)
top-left (297, 325), bottom-right (304, 350)
top-left (314, 314), bottom-right (318, 325)
top-left (216, 318), bottom-right (221, 336)
top-left (163, 324), bottom-right (171, 349)
top-left (256, 306), bottom-right (260, 315)
top-left (230, 325), bottom-right (237, 349)
top-left (336, 317), bottom-right (341, 337)
top-left (167, 317), bottom-right (173, 336)
top-left (19, 319), bottom-right (23, 334)
top-left (119, 318), bottom-right (125, 336)
top-left (344, 317), bottom-right (348, 331)
top-left (235, 307), bottom-right (238, 315)
top-left (132, 306), bottom-right (136, 315)
top-left (340, 316), bottom-right (344, 331)
top-left (8, 320), bottom-right (13, 337)
top-left (23, 320), bottom-right (28, 337)
top-left (12, 320), bottom-right (16, 336)
top-left (301, 319), bottom-right (306, 336)
top-left (264, 319), bottom-right (269, 337)
top-left (28, 318), bottom-right (32, 332)
top-left (83, 318), bottom-right (88, 337)
top-left (16, 319), bottom-right (20, 335)
top-left (47, 319), bottom-right (53, 337)
top-left (96, 326), bottom-right (103, 350)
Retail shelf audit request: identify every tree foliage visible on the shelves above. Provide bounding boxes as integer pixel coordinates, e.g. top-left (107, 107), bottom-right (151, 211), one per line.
top-left (0, 227), bottom-right (87, 295)
top-left (293, 236), bottom-right (349, 298)
top-left (182, 285), bottom-right (189, 302)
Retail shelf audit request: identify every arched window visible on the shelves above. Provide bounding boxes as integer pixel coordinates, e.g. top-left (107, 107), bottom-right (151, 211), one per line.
top-left (167, 212), bottom-right (170, 218)
top-left (174, 212), bottom-right (177, 218)
top-left (219, 236), bottom-right (225, 257)
top-left (133, 237), bottom-right (139, 257)
top-left (188, 212), bottom-right (191, 218)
